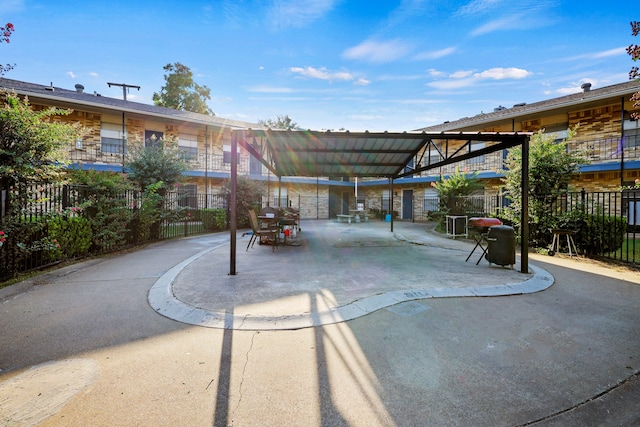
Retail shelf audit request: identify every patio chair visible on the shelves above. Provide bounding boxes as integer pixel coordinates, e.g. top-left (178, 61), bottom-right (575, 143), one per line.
top-left (247, 209), bottom-right (279, 252)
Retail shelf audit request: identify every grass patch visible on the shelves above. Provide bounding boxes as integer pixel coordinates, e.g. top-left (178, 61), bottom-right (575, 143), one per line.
top-left (612, 237), bottom-right (640, 263)
top-left (163, 222), bottom-right (206, 236)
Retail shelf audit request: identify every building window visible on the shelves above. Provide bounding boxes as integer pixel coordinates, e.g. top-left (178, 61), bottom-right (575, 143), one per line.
top-left (424, 190), bottom-right (439, 212)
top-left (427, 150), bottom-right (441, 166)
top-left (382, 190), bottom-right (390, 211)
top-left (178, 133), bottom-right (198, 160)
top-left (223, 145), bottom-right (240, 164)
top-left (624, 119), bottom-right (639, 148)
top-left (145, 130), bottom-right (164, 148)
top-left (178, 184), bottom-right (197, 209)
top-left (466, 141), bottom-right (485, 165)
top-left (273, 188), bottom-right (287, 207)
top-left (100, 122), bottom-right (127, 154)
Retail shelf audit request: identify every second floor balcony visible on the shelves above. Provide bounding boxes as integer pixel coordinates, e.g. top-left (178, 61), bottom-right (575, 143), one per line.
top-left (65, 136), bottom-right (640, 179)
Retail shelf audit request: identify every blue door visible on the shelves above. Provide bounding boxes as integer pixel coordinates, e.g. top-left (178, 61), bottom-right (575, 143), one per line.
top-left (402, 189), bottom-right (413, 220)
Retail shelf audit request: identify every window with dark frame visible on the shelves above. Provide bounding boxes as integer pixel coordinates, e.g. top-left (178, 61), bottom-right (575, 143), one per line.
top-left (178, 184), bottom-right (198, 209)
top-left (145, 130), bottom-right (164, 148)
top-left (223, 145), bottom-right (240, 164)
top-left (100, 122), bottom-right (127, 154)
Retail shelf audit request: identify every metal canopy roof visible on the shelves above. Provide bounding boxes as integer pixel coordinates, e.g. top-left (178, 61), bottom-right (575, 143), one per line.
top-left (240, 129), bottom-right (531, 179)
top-left (229, 129), bottom-right (532, 276)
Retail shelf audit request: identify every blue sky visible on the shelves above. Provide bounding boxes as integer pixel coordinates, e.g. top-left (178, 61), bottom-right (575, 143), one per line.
top-left (0, 0), bottom-right (636, 131)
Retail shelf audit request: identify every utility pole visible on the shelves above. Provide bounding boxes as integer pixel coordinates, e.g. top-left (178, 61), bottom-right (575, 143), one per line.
top-left (107, 82), bottom-right (140, 101)
top-left (107, 83), bottom-right (140, 173)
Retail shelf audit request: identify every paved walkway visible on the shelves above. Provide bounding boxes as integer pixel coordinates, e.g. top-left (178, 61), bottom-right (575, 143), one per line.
top-left (149, 220), bottom-right (553, 330)
top-left (2, 220), bottom-right (640, 426)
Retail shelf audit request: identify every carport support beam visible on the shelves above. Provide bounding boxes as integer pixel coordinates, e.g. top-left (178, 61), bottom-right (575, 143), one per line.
top-left (389, 178), bottom-right (394, 232)
top-left (520, 136), bottom-right (529, 274)
top-left (229, 131), bottom-right (238, 275)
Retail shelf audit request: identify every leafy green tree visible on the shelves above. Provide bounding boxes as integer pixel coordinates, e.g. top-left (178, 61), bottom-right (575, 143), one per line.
top-left (502, 128), bottom-right (588, 245)
top-left (125, 138), bottom-right (188, 192)
top-left (0, 90), bottom-right (80, 277)
top-left (152, 62), bottom-right (214, 115)
top-left (221, 176), bottom-right (264, 228)
top-left (0, 90), bottom-right (80, 212)
top-left (628, 21), bottom-right (640, 119)
top-left (126, 139), bottom-right (189, 239)
top-left (67, 169), bottom-right (136, 251)
top-left (432, 167), bottom-right (482, 215)
top-left (258, 115), bottom-right (298, 130)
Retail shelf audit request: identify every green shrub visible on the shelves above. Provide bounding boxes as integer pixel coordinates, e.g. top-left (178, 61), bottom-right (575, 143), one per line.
top-left (432, 167), bottom-right (482, 215)
top-left (578, 214), bottom-right (627, 255)
top-left (47, 214), bottom-right (92, 260)
top-left (1, 216), bottom-right (61, 274)
top-left (201, 208), bottom-right (226, 231)
top-left (68, 169), bottom-right (136, 250)
top-left (184, 208), bottom-right (201, 221)
top-left (552, 209), bottom-right (627, 255)
top-left (221, 176), bottom-right (262, 228)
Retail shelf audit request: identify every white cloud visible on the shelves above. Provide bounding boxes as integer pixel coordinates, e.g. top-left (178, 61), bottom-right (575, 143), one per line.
top-left (553, 86), bottom-right (583, 95)
top-left (474, 67), bottom-right (532, 79)
top-left (457, 0), bottom-right (557, 36)
top-left (413, 46), bottom-right (457, 60)
top-left (289, 66), bottom-right (368, 86)
top-left (89, 72), bottom-right (99, 77)
top-left (457, 0), bottom-right (503, 16)
top-left (591, 47), bottom-right (627, 58)
top-left (342, 39), bottom-right (412, 64)
top-left (381, 0), bottom-right (432, 30)
top-left (267, 0), bottom-right (337, 30)
top-left (551, 78), bottom-right (598, 95)
top-left (470, 15), bottom-right (524, 36)
top-left (450, 70), bottom-right (474, 79)
top-left (565, 47), bottom-right (627, 61)
top-left (427, 69), bottom-right (446, 77)
top-left (428, 67), bottom-right (532, 90)
top-left (377, 73), bottom-right (425, 81)
top-left (290, 66), bottom-right (353, 81)
top-left (67, 71), bottom-right (76, 79)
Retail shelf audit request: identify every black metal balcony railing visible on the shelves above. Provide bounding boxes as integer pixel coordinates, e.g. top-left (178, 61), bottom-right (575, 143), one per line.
top-left (66, 147), bottom-right (259, 175)
top-left (66, 137), bottom-right (639, 178)
top-left (568, 137), bottom-right (640, 162)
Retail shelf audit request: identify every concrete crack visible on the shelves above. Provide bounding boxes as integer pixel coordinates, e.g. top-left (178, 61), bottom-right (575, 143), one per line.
top-left (231, 330), bottom-right (259, 419)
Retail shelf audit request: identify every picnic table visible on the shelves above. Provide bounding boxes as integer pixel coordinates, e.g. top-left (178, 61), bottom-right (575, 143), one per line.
top-left (349, 210), bottom-right (369, 222)
top-left (258, 207), bottom-right (300, 245)
top-left (337, 214), bottom-right (354, 223)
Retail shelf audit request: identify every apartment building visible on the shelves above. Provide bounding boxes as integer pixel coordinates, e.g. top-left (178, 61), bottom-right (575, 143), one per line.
top-left (0, 77), bottom-right (335, 217)
top-left (2, 77), bottom-right (639, 221)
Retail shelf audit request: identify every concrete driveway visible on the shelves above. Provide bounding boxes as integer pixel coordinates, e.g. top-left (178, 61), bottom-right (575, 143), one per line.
top-left (0, 221), bottom-right (639, 426)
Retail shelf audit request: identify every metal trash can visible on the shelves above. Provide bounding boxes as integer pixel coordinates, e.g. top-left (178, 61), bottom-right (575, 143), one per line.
top-left (485, 225), bottom-right (516, 267)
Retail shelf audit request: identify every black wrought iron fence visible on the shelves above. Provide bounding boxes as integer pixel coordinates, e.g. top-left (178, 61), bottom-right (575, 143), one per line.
top-left (0, 184), bottom-right (229, 282)
top-left (411, 190), bottom-right (639, 265)
top-left (3, 184), bottom-right (638, 282)
top-left (412, 194), bottom-right (504, 222)
top-left (544, 189), bottom-right (639, 264)
top-left (160, 192), bottom-right (229, 239)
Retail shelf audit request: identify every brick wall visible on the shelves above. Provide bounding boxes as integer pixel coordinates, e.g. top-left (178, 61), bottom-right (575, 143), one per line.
top-left (569, 103), bottom-right (623, 141)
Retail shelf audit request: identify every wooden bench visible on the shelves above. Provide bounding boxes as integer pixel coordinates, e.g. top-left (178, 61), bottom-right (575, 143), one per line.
top-left (336, 214), bottom-right (354, 223)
